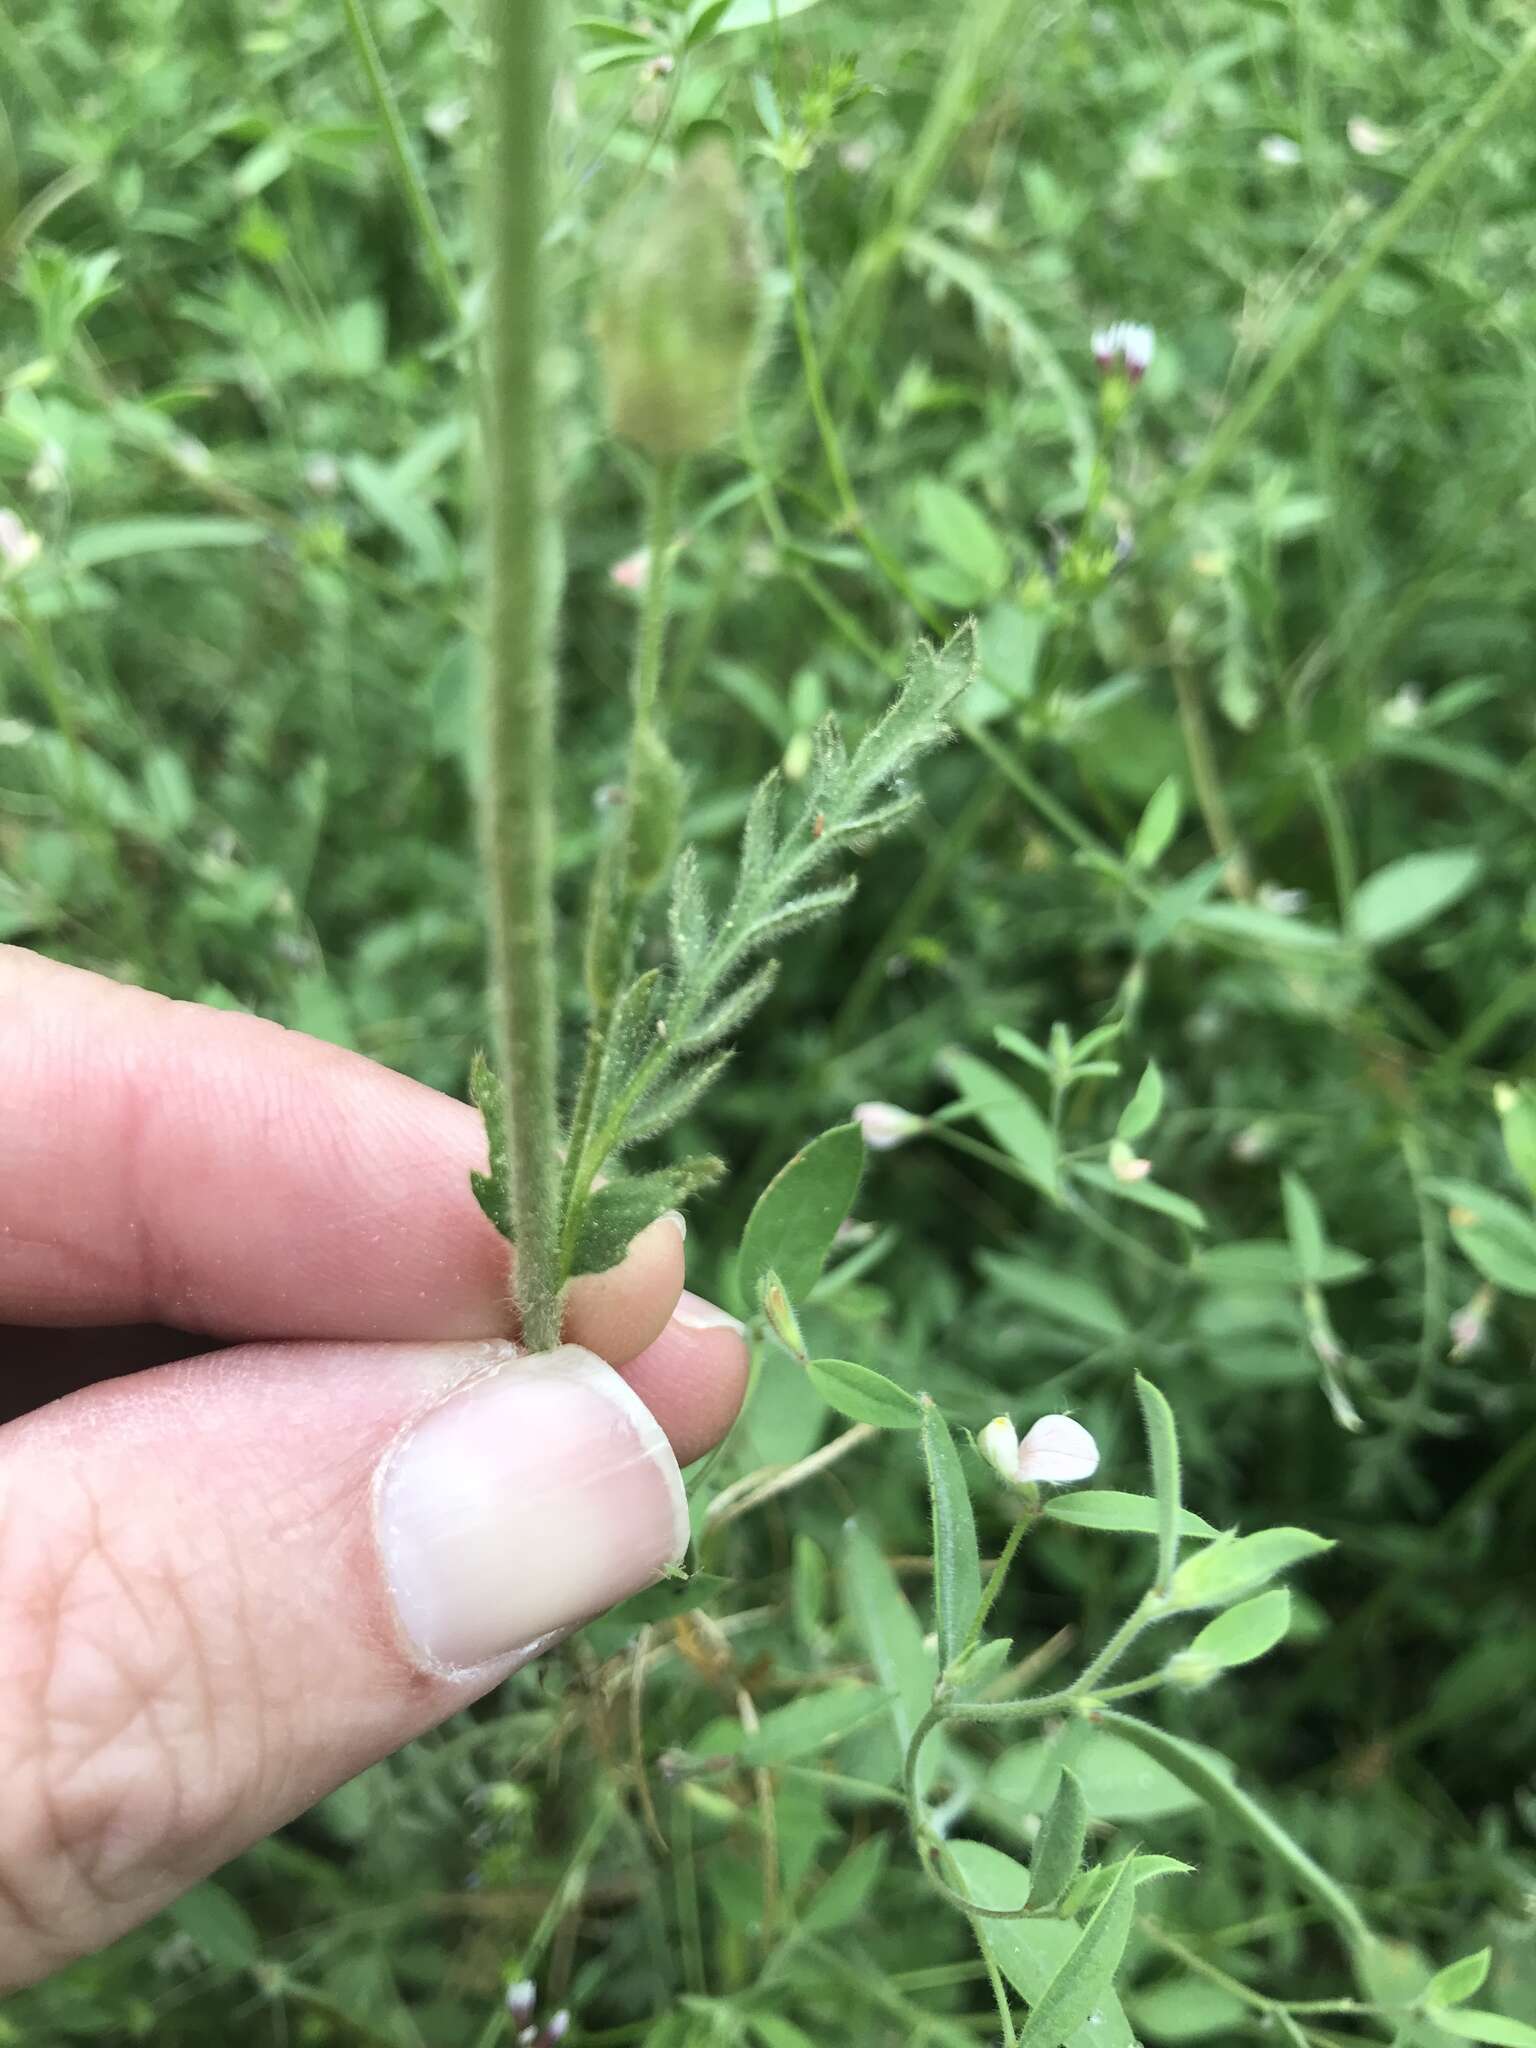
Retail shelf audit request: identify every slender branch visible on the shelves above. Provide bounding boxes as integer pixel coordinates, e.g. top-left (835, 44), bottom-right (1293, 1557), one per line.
top-left (340, 0), bottom-right (461, 325)
top-left (479, 0), bottom-right (563, 1350)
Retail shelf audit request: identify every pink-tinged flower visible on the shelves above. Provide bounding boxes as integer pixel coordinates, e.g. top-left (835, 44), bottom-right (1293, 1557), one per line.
top-left (853, 1100), bottom-right (924, 1151)
top-left (1449, 1285), bottom-right (1493, 1360)
top-left (506, 1982), bottom-right (537, 2025)
top-left (1016, 1413), bottom-right (1100, 1485)
top-left (640, 53), bottom-right (674, 82)
top-left (1091, 321), bottom-right (1156, 382)
top-left (609, 546), bottom-right (652, 592)
top-left (0, 509), bottom-right (40, 576)
top-left (979, 1412), bottom-right (1099, 1487)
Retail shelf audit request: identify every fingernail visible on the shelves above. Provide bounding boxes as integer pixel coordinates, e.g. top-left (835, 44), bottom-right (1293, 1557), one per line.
top-left (671, 1289), bottom-right (746, 1336)
top-left (376, 1343), bottom-right (688, 1675)
top-left (662, 1208), bottom-right (687, 1241)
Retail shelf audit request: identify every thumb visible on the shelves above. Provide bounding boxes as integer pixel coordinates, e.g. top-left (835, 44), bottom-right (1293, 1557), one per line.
top-left (0, 1337), bottom-right (694, 1987)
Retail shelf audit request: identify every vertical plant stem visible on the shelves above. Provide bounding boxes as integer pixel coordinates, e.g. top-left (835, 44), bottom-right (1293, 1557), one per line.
top-left (340, 0), bottom-right (461, 325)
top-left (1171, 656), bottom-right (1251, 899)
top-left (559, 457), bottom-right (682, 1253)
top-left (480, 0), bottom-right (563, 1352)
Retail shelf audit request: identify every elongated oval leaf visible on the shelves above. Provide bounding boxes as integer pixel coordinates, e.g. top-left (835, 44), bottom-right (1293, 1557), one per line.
top-left (920, 1398), bottom-right (982, 1673)
top-left (942, 1049), bottom-right (1059, 1197)
top-left (1027, 1767), bottom-right (1088, 1911)
top-left (1043, 1491), bottom-right (1216, 1541)
top-left (1134, 1375), bottom-right (1182, 1594)
top-left (1427, 1177), bottom-right (1536, 1298)
top-left (1166, 1527), bottom-right (1332, 1613)
top-left (840, 1521), bottom-right (936, 1763)
top-left (1181, 1588), bottom-right (1292, 1672)
top-left (1426, 1948), bottom-right (1492, 2009)
top-left (1434, 2014), bottom-right (1536, 2047)
top-left (1350, 848), bottom-right (1481, 948)
top-left (739, 1122), bottom-right (864, 1309)
top-left (1017, 1852), bottom-right (1139, 2047)
top-left (806, 1358), bottom-right (923, 1429)
top-left (735, 1686), bottom-right (887, 1765)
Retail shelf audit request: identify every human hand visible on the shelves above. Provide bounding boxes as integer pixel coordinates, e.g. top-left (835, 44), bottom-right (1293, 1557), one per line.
top-left (0, 946), bottom-right (749, 1988)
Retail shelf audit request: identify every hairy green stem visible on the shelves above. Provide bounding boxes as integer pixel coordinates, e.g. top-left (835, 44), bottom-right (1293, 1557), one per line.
top-left (479, 0), bottom-right (563, 1352)
top-left (958, 1514), bottom-right (1032, 1662)
top-left (340, 0), bottom-right (461, 324)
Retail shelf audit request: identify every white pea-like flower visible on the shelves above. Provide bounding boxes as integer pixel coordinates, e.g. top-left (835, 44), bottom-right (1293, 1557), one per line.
top-left (1109, 1140), bottom-right (1152, 1184)
top-left (1015, 1414), bottom-right (1100, 1486)
top-left (854, 1100), bottom-right (924, 1151)
top-left (609, 546), bottom-right (652, 592)
top-left (977, 1414), bottom-right (1021, 1484)
top-left (506, 1983), bottom-right (537, 2025)
top-left (0, 508), bottom-right (41, 576)
top-left (1091, 320), bottom-right (1156, 383)
top-left (1260, 135), bottom-right (1302, 167)
top-left (978, 1412), bottom-right (1099, 1488)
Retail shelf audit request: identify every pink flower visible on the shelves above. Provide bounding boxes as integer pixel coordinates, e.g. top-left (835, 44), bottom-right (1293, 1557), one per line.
top-left (1091, 321), bottom-right (1156, 382)
top-left (609, 547), bottom-right (652, 592)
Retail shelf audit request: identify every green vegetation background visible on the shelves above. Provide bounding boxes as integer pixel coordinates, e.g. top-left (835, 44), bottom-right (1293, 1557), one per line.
top-left (2, 0), bottom-right (1535, 2040)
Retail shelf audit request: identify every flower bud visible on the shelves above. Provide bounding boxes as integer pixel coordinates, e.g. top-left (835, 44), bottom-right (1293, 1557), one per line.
top-left (505, 1982), bottom-right (537, 2025)
top-left (854, 1101), bottom-right (924, 1152)
top-left (593, 141), bottom-right (763, 458)
top-left (1015, 1414), bottom-right (1099, 1486)
top-left (977, 1414), bottom-right (1021, 1484)
top-left (1108, 1140), bottom-right (1151, 1184)
top-left (759, 1269), bottom-right (807, 1360)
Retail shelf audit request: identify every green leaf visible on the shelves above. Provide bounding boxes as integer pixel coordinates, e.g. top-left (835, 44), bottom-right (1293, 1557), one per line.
top-left (944, 1843), bottom-right (1136, 2047)
top-left (166, 1883), bottom-right (260, 1970)
top-left (1134, 1375), bottom-right (1183, 1594)
top-left (468, 1052), bottom-right (512, 1240)
top-left (1016, 1851), bottom-right (1139, 2047)
top-left (994, 1023), bottom-right (1055, 1076)
top-left (1188, 902), bottom-right (1348, 955)
top-left (1497, 1085), bottom-right (1536, 1202)
top-left (65, 516), bottom-right (265, 569)
top-left (806, 1358), bottom-right (923, 1430)
top-left (1435, 2015), bottom-right (1536, 2047)
top-left (943, 1049), bottom-right (1059, 1196)
top-left (840, 1521), bottom-right (937, 1764)
top-left (715, 0), bottom-right (826, 26)
top-left (739, 1123), bottom-right (864, 1309)
top-left (915, 479), bottom-right (1010, 595)
top-left (1130, 777), bottom-right (1183, 870)
top-left (1165, 1527), bottom-right (1332, 1612)
top-left (1350, 848), bottom-right (1482, 948)
top-left (1281, 1170), bottom-right (1329, 1285)
top-left (800, 1834), bottom-right (890, 1934)
top-left (1073, 1162), bottom-right (1208, 1231)
top-left (571, 1157), bottom-right (724, 1277)
top-left (1130, 1976), bottom-right (1248, 2041)
top-left (1041, 1492), bottom-right (1216, 1541)
top-left (1197, 1238), bottom-right (1368, 1290)
top-left (1427, 1177), bottom-right (1536, 1298)
top-left (1117, 1060), bottom-right (1164, 1142)
top-left (1027, 1767), bottom-right (1088, 1911)
top-left (1061, 1853), bottom-right (1192, 1919)
top-left (734, 1686), bottom-right (887, 1765)
top-left (919, 1399), bottom-right (982, 1672)
top-left (749, 2019), bottom-right (819, 2048)
top-left (1425, 1949), bottom-right (1493, 2010)
top-left (990, 1730), bottom-right (1226, 1824)
top-left (1174, 1589), bottom-right (1292, 1678)
top-left (978, 1253), bottom-right (1127, 1339)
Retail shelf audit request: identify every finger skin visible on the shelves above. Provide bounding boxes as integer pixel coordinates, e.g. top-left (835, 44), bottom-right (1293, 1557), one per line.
top-left (0, 1315), bottom-right (746, 1987)
top-left (0, 946), bottom-right (682, 1361)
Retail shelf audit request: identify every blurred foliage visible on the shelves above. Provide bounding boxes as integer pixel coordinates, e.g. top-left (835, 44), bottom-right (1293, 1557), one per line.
top-left (3, 0), bottom-right (1536, 2040)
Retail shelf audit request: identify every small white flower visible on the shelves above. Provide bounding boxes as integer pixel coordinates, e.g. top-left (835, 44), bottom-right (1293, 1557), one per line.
top-left (506, 1983), bottom-right (537, 2025)
top-left (27, 441), bottom-right (65, 496)
top-left (426, 96), bottom-right (471, 139)
top-left (640, 53), bottom-right (674, 82)
top-left (609, 546), bottom-right (651, 593)
top-left (1258, 883), bottom-right (1309, 917)
top-left (1016, 1414), bottom-right (1100, 1487)
top-left (1109, 1142), bottom-right (1152, 1184)
top-left (1347, 116), bottom-right (1391, 157)
top-left (1382, 683), bottom-right (1422, 729)
top-left (853, 1100), bottom-right (924, 1151)
top-left (839, 138), bottom-right (876, 176)
top-left (1230, 1122), bottom-right (1274, 1164)
top-left (1449, 1285), bottom-right (1493, 1360)
top-left (977, 1414), bottom-right (1021, 1484)
top-left (1091, 320), bottom-right (1156, 382)
top-left (304, 453), bottom-right (341, 495)
top-left (0, 509), bottom-right (41, 576)
top-left (172, 435), bottom-right (211, 477)
top-left (1260, 135), bottom-right (1302, 167)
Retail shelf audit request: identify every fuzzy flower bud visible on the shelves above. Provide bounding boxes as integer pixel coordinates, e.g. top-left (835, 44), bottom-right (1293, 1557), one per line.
top-left (854, 1101), bottom-right (924, 1151)
top-left (977, 1414), bottom-right (1020, 1484)
top-left (1108, 1140), bottom-right (1152, 1184)
top-left (505, 1982), bottom-right (537, 2025)
top-left (593, 141), bottom-right (763, 459)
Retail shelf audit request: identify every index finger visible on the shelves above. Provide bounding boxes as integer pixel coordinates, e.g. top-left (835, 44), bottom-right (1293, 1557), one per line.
top-left (0, 947), bottom-right (686, 1362)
